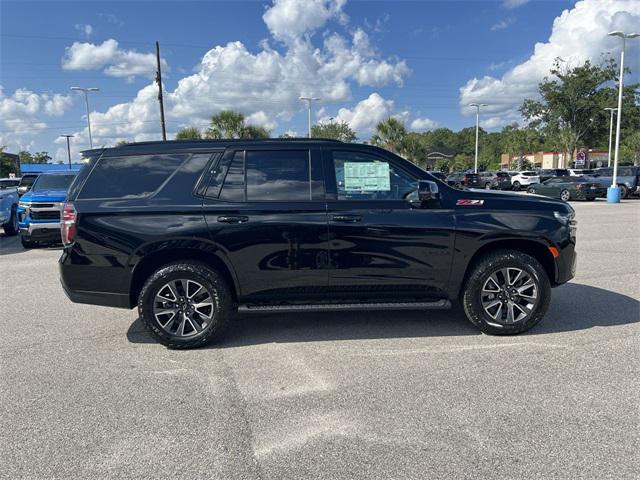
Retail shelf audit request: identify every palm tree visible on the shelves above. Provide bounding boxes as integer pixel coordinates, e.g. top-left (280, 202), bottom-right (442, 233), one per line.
top-left (175, 127), bottom-right (202, 140)
top-left (370, 117), bottom-right (407, 154)
top-left (204, 111), bottom-right (270, 139)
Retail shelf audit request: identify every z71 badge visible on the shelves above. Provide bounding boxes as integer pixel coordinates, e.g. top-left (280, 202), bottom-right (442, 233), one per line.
top-left (456, 199), bottom-right (485, 206)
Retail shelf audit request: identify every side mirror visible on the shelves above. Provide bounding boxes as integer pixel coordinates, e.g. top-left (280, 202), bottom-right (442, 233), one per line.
top-left (418, 180), bottom-right (439, 202)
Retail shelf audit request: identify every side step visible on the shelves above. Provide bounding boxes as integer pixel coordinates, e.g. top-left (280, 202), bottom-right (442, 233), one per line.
top-left (237, 299), bottom-right (451, 314)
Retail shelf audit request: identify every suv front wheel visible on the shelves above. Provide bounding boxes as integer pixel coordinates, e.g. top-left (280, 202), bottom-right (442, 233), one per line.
top-left (138, 261), bottom-right (232, 349)
top-left (462, 250), bottom-right (550, 335)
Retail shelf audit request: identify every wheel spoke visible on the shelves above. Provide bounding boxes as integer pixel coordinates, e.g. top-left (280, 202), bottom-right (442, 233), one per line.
top-left (506, 302), bottom-right (516, 323)
top-left (153, 278), bottom-right (216, 337)
top-left (488, 303), bottom-right (503, 320)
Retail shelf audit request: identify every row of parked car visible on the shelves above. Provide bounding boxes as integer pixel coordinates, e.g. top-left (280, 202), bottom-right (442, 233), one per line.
top-left (437, 166), bottom-right (640, 201)
top-left (0, 171), bottom-right (77, 247)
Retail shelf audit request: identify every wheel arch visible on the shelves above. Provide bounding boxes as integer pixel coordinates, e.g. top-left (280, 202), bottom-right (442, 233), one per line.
top-left (456, 238), bottom-right (557, 299)
top-left (129, 244), bottom-right (239, 308)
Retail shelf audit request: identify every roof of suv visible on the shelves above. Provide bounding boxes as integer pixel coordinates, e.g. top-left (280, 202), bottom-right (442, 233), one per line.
top-left (82, 138), bottom-right (345, 157)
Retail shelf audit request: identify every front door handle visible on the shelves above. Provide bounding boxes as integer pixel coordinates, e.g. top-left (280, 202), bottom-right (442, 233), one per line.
top-left (331, 214), bottom-right (362, 223)
top-left (217, 215), bottom-right (249, 224)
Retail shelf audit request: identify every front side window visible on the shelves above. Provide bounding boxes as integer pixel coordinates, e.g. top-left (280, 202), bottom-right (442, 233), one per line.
top-left (332, 150), bottom-right (417, 200)
top-left (79, 154), bottom-right (188, 199)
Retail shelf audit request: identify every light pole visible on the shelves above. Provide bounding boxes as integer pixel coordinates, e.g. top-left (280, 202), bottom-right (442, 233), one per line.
top-left (607, 31), bottom-right (639, 203)
top-left (71, 87), bottom-right (99, 149)
top-left (299, 96), bottom-right (320, 138)
top-left (60, 134), bottom-right (74, 170)
top-left (469, 103), bottom-right (487, 173)
top-left (604, 107), bottom-right (617, 168)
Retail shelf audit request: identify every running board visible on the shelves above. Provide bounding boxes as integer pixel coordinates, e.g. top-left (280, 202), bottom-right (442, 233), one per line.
top-left (237, 299), bottom-right (451, 314)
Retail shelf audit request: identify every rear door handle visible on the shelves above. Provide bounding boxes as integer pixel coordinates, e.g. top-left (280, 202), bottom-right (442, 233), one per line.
top-left (217, 215), bottom-right (249, 224)
top-left (331, 214), bottom-right (362, 223)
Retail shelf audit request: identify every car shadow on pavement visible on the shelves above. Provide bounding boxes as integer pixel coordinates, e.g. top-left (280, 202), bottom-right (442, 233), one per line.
top-left (126, 283), bottom-right (639, 347)
top-left (0, 232), bottom-right (27, 256)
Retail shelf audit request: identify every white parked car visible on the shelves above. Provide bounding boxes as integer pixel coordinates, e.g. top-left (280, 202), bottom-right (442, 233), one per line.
top-left (511, 171), bottom-right (540, 191)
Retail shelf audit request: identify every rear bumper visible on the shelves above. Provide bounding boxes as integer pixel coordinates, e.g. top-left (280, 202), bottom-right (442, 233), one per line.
top-left (554, 244), bottom-right (577, 286)
top-left (59, 249), bottom-right (133, 309)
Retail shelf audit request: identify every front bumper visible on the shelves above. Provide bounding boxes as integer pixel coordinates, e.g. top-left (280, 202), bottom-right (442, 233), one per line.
top-left (19, 221), bottom-right (60, 235)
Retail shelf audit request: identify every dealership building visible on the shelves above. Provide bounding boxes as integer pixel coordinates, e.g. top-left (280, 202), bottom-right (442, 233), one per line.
top-left (500, 150), bottom-right (609, 170)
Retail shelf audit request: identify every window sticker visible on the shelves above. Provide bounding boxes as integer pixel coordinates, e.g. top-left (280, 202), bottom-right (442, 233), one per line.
top-left (343, 162), bottom-right (391, 192)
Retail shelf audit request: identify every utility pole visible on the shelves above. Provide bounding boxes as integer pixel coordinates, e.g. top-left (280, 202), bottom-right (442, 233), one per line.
top-left (60, 135), bottom-right (74, 170)
top-left (604, 107), bottom-right (617, 168)
top-left (70, 87), bottom-right (99, 149)
top-left (299, 96), bottom-right (320, 138)
top-left (607, 30), bottom-right (639, 202)
top-left (156, 41), bottom-right (167, 141)
top-left (469, 103), bottom-right (487, 173)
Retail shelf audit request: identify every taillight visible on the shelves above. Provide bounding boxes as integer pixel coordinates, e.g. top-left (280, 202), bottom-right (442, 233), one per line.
top-left (61, 202), bottom-right (77, 246)
top-left (575, 184), bottom-right (583, 189)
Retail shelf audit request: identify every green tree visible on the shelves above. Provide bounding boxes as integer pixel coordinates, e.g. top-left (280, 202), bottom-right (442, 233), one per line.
top-left (619, 130), bottom-right (640, 166)
top-left (370, 117), bottom-right (407, 154)
top-left (311, 121), bottom-right (357, 142)
top-left (520, 58), bottom-right (623, 166)
top-left (451, 154), bottom-right (473, 172)
top-left (18, 150), bottom-right (33, 164)
top-left (204, 111), bottom-right (270, 139)
top-left (31, 152), bottom-right (52, 164)
top-left (175, 127), bottom-right (202, 140)
top-left (400, 132), bottom-right (428, 167)
top-left (115, 140), bottom-right (129, 146)
top-left (0, 145), bottom-right (16, 177)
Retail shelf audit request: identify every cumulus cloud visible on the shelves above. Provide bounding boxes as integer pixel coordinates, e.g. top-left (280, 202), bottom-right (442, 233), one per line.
top-left (410, 117), bottom-right (438, 131)
top-left (328, 93), bottom-right (393, 135)
top-left (460, 0), bottom-right (640, 128)
top-left (62, 39), bottom-right (167, 80)
top-left (0, 87), bottom-right (74, 152)
top-left (59, 0), bottom-right (410, 150)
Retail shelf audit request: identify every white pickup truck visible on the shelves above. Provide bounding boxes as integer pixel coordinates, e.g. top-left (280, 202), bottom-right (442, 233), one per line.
top-left (0, 178), bottom-right (20, 236)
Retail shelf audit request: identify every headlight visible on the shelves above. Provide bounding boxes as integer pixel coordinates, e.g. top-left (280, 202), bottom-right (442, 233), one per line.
top-left (18, 202), bottom-right (31, 212)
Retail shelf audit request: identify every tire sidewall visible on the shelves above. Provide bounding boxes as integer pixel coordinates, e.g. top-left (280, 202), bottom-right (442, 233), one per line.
top-left (462, 251), bottom-right (551, 335)
top-left (561, 189), bottom-right (570, 201)
top-left (138, 262), bottom-right (231, 349)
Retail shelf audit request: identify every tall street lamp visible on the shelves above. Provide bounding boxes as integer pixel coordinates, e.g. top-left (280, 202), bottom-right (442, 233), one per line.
top-left (70, 87), bottom-right (99, 149)
top-left (60, 135), bottom-right (74, 170)
top-left (606, 30), bottom-right (639, 203)
top-left (469, 103), bottom-right (487, 173)
top-left (603, 107), bottom-right (617, 168)
top-left (299, 96), bottom-right (320, 138)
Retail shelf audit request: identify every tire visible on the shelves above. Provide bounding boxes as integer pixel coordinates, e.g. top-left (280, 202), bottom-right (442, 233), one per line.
top-left (527, 187), bottom-right (535, 194)
top-left (560, 189), bottom-right (571, 201)
top-left (619, 185), bottom-right (629, 199)
top-left (20, 235), bottom-right (36, 248)
top-left (138, 261), bottom-right (232, 349)
top-left (484, 182), bottom-right (492, 190)
top-left (586, 197), bottom-right (596, 201)
top-left (512, 181), bottom-right (521, 191)
top-left (455, 182), bottom-right (462, 189)
top-left (462, 249), bottom-right (551, 335)
top-left (2, 205), bottom-right (18, 236)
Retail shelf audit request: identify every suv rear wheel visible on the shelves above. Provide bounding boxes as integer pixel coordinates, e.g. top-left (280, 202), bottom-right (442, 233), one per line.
top-left (138, 261), bottom-right (232, 349)
top-left (619, 185), bottom-right (629, 199)
top-left (462, 250), bottom-right (550, 335)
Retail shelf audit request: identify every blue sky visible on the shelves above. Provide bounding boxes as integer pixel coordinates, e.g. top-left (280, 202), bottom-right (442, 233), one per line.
top-left (1, 0), bottom-right (638, 162)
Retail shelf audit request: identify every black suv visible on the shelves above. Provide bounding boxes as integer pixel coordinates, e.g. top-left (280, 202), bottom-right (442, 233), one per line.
top-left (60, 140), bottom-right (577, 349)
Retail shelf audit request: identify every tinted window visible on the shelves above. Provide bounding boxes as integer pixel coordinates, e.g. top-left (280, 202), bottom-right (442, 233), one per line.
top-left (31, 174), bottom-right (76, 192)
top-left (333, 150), bottom-right (417, 200)
top-left (246, 150), bottom-right (311, 201)
top-left (79, 154), bottom-right (188, 199)
top-left (597, 168), bottom-right (613, 176)
top-left (0, 179), bottom-right (20, 187)
top-left (219, 151), bottom-right (245, 202)
top-left (618, 167), bottom-right (634, 176)
top-left (19, 175), bottom-right (38, 187)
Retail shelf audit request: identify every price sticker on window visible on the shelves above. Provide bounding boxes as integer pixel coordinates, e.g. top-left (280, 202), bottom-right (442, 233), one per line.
top-left (343, 162), bottom-right (391, 192)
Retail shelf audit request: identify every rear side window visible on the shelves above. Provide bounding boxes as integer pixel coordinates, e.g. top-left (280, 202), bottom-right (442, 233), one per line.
top-left (246, 150), bottom-right (312, 201)
top-left (78, 154), bottom-right (188, 199)
top-left (214, 149), bottom-right (320, 202)
top-left (618, 167), bottom-right (633, 176)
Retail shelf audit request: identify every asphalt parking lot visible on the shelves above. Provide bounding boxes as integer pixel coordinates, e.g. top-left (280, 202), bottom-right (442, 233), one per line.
top-left (1, 199), bottom-right (639, 479)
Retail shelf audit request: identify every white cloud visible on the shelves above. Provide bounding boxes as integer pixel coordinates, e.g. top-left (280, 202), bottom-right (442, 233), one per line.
top-left (97, 13), bottom-right (124, 27)
top-left (460, 0), bottom-right (640, 129)
top-left (490, 17), bottom-right (515, 31)
top-left (0, 87), bottom-right (74, 154)
top-left (263, 0), bottom-right (348, 45)
top-left (410, 117), bottom-right (438, 131)
top-left (62, 39), bottom-right (167, 80)
top-left (331, 93), bottom-right (395, 135)
top-left (74, 23), bottom-right (93, 38)
top-left (503, 0), bottom-right (529, 9)
top-left (58, 0), bottom-right (410, 150)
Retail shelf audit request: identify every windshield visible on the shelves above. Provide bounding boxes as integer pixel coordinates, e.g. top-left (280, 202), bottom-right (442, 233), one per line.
top-left (19, 176), bottom-right (37, 187)
top-left (31, 174), bottom-right (76, 192)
